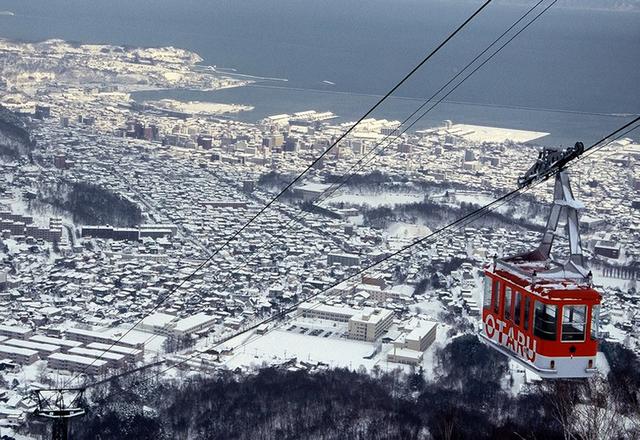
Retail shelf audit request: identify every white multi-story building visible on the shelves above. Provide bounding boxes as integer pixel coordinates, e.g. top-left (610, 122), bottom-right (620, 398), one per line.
top-left (65, 327), bottom-right (144, 350)
top-left (401, 322), bottom-right (438, 352)
top-left (387, 347), bottom-right (424, 365)
top-left (68, 347), bottom-right (126, 369)
top-left (168, 313), bottom-right (217, 338)
top-left (29, 335), bottom-right (83, 352)
top-left (48, 353), bottom-right (108, 376)
top-left (139, 312), bottom-right (177, 335)
top-left (3, 338), bottom-right (61, 358)
top-left (348, 308), bottom-right (394, 342)
top-left (299, 302), bottom-right (357, 323)
top-left (0, 344), bottom-right (38, 364)
top-left (65, 328), bottom-right (116, 346)
top-left (85, 342), bottom-right (143, 363)
top-left (0, 324), bottom-right (33, 340)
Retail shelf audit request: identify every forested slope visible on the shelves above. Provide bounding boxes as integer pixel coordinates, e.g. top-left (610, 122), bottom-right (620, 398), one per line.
top-left (0, 105), bottom-right (32, 159)
top-left (53, 336), bottom-right (640, 440)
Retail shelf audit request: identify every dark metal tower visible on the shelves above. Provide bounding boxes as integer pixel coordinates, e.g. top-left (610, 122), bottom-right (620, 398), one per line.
top-left (32, 388), bottom-right (85, 440)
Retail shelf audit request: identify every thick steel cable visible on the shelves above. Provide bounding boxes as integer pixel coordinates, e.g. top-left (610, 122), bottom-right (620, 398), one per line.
top-left (81, 118), bottom-right (640, 393)
top-left (60, 0), bottom-right (496, 384)
top-left (126, 0), bottom-right (555, 358)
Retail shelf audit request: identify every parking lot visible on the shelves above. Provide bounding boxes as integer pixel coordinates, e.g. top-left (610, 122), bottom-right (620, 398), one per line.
top-left (286, 323), bottom-right (341, 339)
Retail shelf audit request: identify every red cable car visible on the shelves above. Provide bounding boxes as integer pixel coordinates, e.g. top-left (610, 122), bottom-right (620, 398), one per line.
top-left (480, 145), bottom-right (601, 379)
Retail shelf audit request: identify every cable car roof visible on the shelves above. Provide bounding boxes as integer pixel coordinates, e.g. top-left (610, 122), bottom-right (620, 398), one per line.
top-left (489, 268), bottom-right (601, 302)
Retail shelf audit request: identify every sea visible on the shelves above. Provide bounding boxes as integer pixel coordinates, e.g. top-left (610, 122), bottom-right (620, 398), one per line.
top-left (0, 0), bottom-right (638, 145)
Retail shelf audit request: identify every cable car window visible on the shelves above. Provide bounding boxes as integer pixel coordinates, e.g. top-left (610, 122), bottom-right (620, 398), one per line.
top-left (562, 305), bottom-right (586, 342)
top-left (534, 302), bottom-right (557, 341)
top-left (483, 277), bottom-right (492, 308)
top-left (504, 287), bottom-right (512, 320)
top-left (590, 305), bottom-right (600, 340)
top-left (493, 281), bottom-right (501, 314)
top-left (514, 291), bottom-right (522, 325)
top-left (523, 297), bottom-right (530, 330)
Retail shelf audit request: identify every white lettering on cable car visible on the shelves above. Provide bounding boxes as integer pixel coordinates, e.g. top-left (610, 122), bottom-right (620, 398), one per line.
top-left (484, 314), bottom-right (536, 362)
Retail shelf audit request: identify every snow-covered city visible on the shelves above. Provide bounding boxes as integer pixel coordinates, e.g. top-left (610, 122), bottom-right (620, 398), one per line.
top-left (0, 1), bottom-right (639, 439)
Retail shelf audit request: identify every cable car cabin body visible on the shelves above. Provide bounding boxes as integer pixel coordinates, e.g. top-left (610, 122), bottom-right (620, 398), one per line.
top-left (481, 268), bottom-right (600, 378)
top-left (479, 160), bottom-right (602, 379)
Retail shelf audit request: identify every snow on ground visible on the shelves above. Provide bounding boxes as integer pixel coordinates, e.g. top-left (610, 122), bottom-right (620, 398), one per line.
top-left (449, 124), bottom-right (548, 143)
top-left (420, 323), bottom-right (451, 381)
top-left (507, 359), bottom-right (530, 394)
top-left (452, 191), bottom-right (496, 206)
top-left (3, 431), bottom-right (36, 440)
top-left (325, 192), bottom-right (423, 208)
top-left (144, 99), bottom-right (253, 115)
top-left (592, 269), bottom-right (635, 291)
top-left (386, 222), bottom-right (431, 239)
top-left (410, 297), bottom-right (445, 321)
top-left (3, 361), bottom-right (45, 390)
top-left (218, 315), bottom-right (448, 377)
top-left (346, 214), bottom-right (363, 226)
top-left (603, 323), bottom-right (629, 343)
top-left (224, 328), bottom-right (378, 370)
top-left (595, 351), bottom-right (611, 376)
top-left (108, 326), bottom-right (167, 355)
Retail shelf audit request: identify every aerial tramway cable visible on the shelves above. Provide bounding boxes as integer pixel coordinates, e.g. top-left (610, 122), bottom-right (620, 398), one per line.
top-left (60, 0), bottom-right (496, 385)
top-left (100, 0), bottom-right (555, 368)
top-left (83, 116), bottom-right (640, 391)
top-left (186, 0), bottom-right (559, 305)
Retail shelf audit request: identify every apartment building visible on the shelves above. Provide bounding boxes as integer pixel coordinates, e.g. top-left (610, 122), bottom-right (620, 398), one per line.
top-left (0, 325), bottom-right (33, 340)
top-left (48, 352), bottom-right (108, 376)
top-left (3, 338), bottom-right (61, 358)
top-left (348, 308), bottom-right (394, 342)
top-left (299, 302), bottom-right (357, 323)
top-left (85, 342), bottom-right (143, 363)
top-left (0, 344), bottom-right (38, 365)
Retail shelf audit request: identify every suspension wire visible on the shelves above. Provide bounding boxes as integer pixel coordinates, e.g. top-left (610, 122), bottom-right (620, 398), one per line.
top-left (212, 0), bottom-right (559, 289)
top-left (69, 0), bottom-right (640, 392)
top-left (81, 117), bottom-right (640, 392)
top-left (314, 0), bottom-right (559, 206)
top-left (59, 0), bottom-right (497, 385)
top-left (118, 0), bottom-right (556, 361)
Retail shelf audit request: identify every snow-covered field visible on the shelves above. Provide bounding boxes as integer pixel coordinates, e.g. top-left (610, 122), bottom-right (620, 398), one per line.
top-left (325, 192), bottom-right (423, 208)
top-left (107, 327), bottom-right (167, 356)
top-left (448, 124), bottom-right (549, 143)
top-left (386, 222), bottom-right (431, 239)
top-left (144, 99), bottom-right (253, 116)
top-left (224, 328), bottom-right (379, 370)
top-left (452, 191), bottom-right (496, 206)
top-left (411, 298), bottom-right (446, 321)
